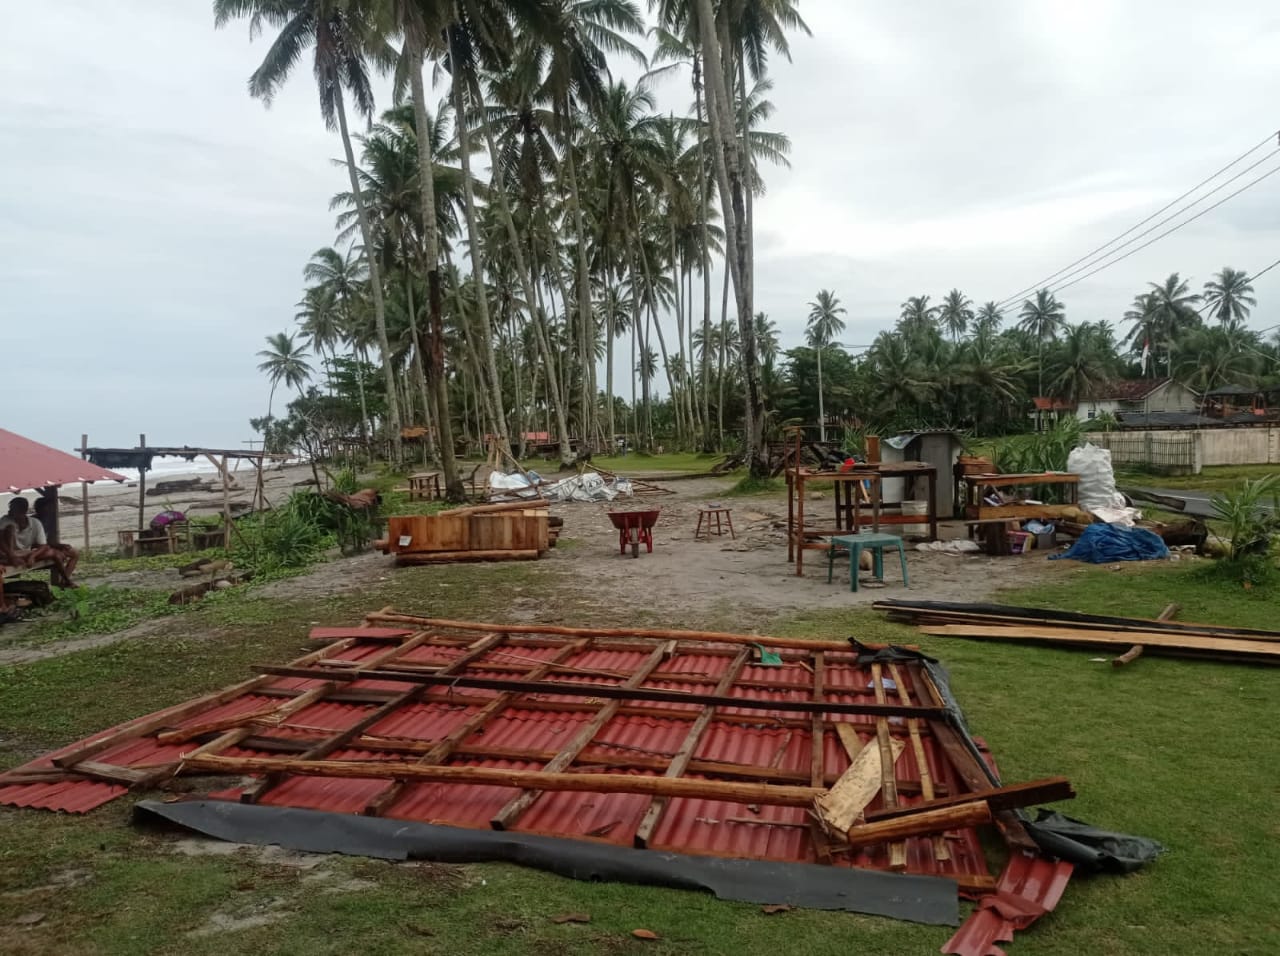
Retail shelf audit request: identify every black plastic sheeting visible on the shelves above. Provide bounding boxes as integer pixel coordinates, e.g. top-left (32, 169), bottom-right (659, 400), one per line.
top-left (1023, 811), bottom-right (1164, 874)
top-left (849, 635), bottom-right (1165, 877)
top-left (133, 799), bottom-right (960, 926)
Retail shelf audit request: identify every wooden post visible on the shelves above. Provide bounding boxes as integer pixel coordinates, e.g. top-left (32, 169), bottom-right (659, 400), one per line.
top-left (927, 467), bottom-right (938, 542)
top-left (80, 433), bottom-right (91, 555)
top-left (137, 433), bottom-right (147, 533)
top-left (796, 470), bottom-right (806, 576)
top-left (220, 454), bottom-right (232, 552)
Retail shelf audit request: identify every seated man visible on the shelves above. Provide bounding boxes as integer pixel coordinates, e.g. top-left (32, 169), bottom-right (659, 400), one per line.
top-left (0, 497), bottom-right (78, 588)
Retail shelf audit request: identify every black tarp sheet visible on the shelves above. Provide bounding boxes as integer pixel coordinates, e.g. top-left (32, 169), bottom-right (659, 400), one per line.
top-left (134, 800), bottom-right (960, 925)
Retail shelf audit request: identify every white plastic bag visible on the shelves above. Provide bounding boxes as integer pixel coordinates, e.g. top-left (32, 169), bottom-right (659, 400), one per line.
top-left (1068, 444), bottom-right (1136, 525)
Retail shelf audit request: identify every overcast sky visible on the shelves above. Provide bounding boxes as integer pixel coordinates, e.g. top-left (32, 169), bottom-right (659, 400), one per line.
top-left (5, 1), bottom-right (1280, 451)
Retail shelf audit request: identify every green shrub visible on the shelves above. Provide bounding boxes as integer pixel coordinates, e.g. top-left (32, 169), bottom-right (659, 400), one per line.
top-left (1210, 475), bottom-right (1280, 563)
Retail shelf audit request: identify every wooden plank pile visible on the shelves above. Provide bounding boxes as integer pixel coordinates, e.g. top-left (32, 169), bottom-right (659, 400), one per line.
top-left (875, 598), bottom-right (1280, 665)
top-left (382, 501), bottom-right (559, 565)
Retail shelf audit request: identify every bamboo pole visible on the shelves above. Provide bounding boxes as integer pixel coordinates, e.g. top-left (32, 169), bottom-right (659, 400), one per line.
top-left (181, 753), bottom-right (823, 807)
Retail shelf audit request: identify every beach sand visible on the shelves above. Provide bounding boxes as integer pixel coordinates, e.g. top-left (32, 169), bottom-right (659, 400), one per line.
top-left (17, 461), bottom-right (323, 553)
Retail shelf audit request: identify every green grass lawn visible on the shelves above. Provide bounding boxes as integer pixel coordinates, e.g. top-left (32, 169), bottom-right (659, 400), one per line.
top-left (2, 560), bottom-right (1278, 954)
top-left (515, 451), bottom-right (726, 475)
top-left (1116, 464), bottom-right (1280, 494)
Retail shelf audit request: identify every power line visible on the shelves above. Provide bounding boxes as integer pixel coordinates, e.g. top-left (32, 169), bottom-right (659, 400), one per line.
top-left (1041, 162), bottom-right (1280, 298)
top-left (996, 129), bottom-right (1280, 309)
top-left (1000, 150), bottom-right (1280, 309)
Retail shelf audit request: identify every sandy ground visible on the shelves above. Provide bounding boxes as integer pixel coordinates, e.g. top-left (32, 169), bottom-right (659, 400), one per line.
top-left (38, 462), bottom-right (321, 552)
top-left (1, 472), bottom-right (1065, 665)
top-left (540, 477), bottom-right (1055, 627)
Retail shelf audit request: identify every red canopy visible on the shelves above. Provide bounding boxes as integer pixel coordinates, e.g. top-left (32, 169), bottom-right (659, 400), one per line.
top-left (0, 428), bottom-right (126, 494)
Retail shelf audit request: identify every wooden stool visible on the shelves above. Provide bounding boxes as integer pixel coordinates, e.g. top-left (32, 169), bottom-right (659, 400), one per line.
top-left (827, 532), bottom-right (909, 592)
top-left (695, 506), bottom-right (735, 539)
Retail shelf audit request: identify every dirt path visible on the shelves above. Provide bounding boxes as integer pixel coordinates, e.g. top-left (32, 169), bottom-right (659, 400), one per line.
top-left (1, 476), bottom-right (1063, 664)
top-left (541, 476), bottom-right (1056, 629)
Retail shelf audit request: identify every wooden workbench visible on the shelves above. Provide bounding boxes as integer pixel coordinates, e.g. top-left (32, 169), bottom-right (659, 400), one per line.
top-left (960, 472), bottom-right (1080, 521)
top-left (786, 462), bottom-right (939, 577)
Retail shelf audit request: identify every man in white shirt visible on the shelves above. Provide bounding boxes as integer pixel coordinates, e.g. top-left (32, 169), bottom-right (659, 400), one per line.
top-left (0, 497), bottom-right (78, 587)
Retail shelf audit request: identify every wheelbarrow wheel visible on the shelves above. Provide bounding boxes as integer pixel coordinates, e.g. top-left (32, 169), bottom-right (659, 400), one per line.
top-left (631, 540), bottom-right (640, 558)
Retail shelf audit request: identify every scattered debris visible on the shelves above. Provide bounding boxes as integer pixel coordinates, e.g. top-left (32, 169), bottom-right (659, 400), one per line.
top-left (760, 904), bottom-right (792, 915)
top-left (876, 599), bottom-right (1280, 665)
top-left (632, 929), bottom-right (661, 940)
top-left (551, 913), bottom-right (592, 924)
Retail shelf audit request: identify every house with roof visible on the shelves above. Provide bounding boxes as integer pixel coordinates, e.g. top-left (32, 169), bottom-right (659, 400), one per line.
top-left (1030, 379), bottom-right (1199, 427)
top-left (1076, 379), bottom-right (1198, 422)
top-left (1202, 384), bottom-right (1280, 420)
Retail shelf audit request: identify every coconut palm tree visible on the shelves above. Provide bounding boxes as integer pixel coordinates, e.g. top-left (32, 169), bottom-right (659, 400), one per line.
top-left (689, 0), bottom-right (767, 472)
top-left (897, 295), bottom-right (938, 340)
top-left (537, 0), bottom-right (647, 449)
top-left (214, 0), bottom-right (404, 457)
top-left (296, 285), bottom-right (342, 391)
top-left (939, 289), bottom-right (974, 342)
top-left (1016, 288), bottom-right (1066, 399)
top-left (806, 289), bottom-right (846, 441)
top-left (257, 331), bottom-right (313, 421)
top-left (1048, 322), bottom-right (1114, 405)
top-left (973, 301), bottom-right (1003, 336)
top-left (304, 245), bottom-right (372, 436)
top-left (1135, 273), bottom-right (1202, 374)
top-left (1203, 267), bottom-right (1256, 329)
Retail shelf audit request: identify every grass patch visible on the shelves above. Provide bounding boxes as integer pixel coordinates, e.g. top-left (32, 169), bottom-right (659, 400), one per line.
top-left (13, 585), bottom-right (176, 647)
top-left (80, 548), bottom-right (226, 574)
top-left (2, 560), bottom-right (1279, 954)
top-left (721, 474), bottom-right (782, 496)
top-left (1116, 464), bottom-right (1280, 494)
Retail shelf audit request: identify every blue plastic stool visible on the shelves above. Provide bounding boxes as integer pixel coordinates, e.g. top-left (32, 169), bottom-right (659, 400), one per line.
top-left (827, 532), bottom-right (909, 592)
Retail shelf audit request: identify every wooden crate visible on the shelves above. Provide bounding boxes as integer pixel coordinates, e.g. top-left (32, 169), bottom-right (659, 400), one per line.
top-left (388, 511), bottom-right (549, 556)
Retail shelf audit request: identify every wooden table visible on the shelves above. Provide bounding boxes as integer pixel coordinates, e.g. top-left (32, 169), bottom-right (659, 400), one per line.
top-left (961, 472), bottom-right (1080, 521)
top-left (786, 462), bottom-right (938, 577)
top-left (407, 471), bottom-right (442, 501)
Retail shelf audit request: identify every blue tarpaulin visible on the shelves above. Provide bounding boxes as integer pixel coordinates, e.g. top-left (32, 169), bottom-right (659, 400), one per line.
top-left (1049, 523), bottom-right (1169, 564)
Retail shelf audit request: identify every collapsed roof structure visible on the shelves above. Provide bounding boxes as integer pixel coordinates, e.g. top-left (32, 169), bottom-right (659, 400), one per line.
top-left (1, 611), bottom-right (1087, 949)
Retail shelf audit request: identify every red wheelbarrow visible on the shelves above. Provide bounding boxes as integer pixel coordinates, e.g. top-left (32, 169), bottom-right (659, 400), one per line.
top-left (608, 508), bottom-right (660, 557)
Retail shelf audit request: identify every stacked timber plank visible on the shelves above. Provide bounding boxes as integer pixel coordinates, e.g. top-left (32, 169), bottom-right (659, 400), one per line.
top-left (875, 599), bottom-right (1280, 665)
top-left (384, 501), bottom-right (556, 564)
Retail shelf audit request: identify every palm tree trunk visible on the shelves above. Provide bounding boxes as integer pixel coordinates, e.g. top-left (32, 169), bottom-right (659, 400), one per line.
top-left (737, 51), bottom-right (755, 328)
top-left (718, 261), bottom-right (729, 448)
top-left (559, 105), bottom-right (597, 453)
top-left (335, 91), bottom-right (401, 462)
top-left (695, 0), bottom-right (765, 474)
top-left (403, 268), bottom-right (436, 460)
top-left (605, 302), bottom-right (616, 451)
top-left (406, 43), bottom-right (462, 498)
top-left (694, 58), bottom-right (714, 453)
top-left (475, 111), bottom-right (573, 461)
top-left (630, 276), bottom-right (640, 449)
top-left (817, 346), bottom-right (826, 442)
top-left (445, 41), bottom-right (509, 463)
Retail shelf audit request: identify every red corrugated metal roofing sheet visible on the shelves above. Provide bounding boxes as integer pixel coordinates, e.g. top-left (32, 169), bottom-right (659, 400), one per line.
top-left (0, 428), bottom-right (126, 493)
top-left (0, 622), bottom-right (1019, 905)
top-left (942, 853), bottom-right (1073, 956)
